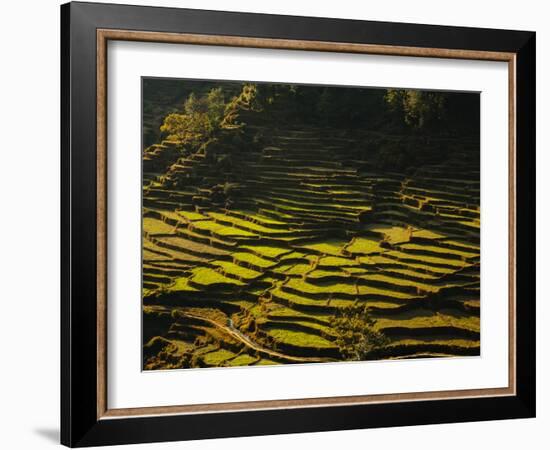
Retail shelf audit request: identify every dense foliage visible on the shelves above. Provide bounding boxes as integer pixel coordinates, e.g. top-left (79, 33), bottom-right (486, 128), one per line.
top-left (333, 306), bottom-right (389, 360)
top-left (385, 89), bottom-right (447, 129)
top-left (221, 84), bottom-right (262, 129)
top-left (160, 84), bottom-right (262, 152)
top-left (157, 80), bottom-right (479, 159)
top-left (160, 87), bottom-right (226, 148)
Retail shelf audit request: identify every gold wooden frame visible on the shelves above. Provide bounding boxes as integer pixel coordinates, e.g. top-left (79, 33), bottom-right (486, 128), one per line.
top-left (96, 29), bottom-right (516, 420)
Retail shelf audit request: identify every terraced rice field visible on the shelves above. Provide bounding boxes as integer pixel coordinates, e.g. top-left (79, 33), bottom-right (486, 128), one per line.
top-left (142, 124), bottom-right (480, 370)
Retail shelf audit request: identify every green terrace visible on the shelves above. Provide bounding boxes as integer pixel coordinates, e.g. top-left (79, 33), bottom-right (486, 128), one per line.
top-left (142, 120), bottom-right (480, 368)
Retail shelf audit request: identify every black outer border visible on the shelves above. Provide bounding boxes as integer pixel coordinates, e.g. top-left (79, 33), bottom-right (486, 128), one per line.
top-left (61, 2), bottom-right (536, 447)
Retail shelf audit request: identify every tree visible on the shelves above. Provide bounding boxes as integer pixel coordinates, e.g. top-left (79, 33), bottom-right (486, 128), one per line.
top-left (205, 87), bottom-right (226, 124)
top-left (385, 89), bottom-right (447, 129)
top-left (333, 306), bottom-right (389, 360)
top-left (221, 84), bottom-right (261, 129)
top-left (160, 84), bottom-right (262, 150)
top-left (160, 111), bottom-right (213, 148)
top-left (183, 92), bottom-right (207, 115)
top-left (160, 87), bottom-right (227, 149)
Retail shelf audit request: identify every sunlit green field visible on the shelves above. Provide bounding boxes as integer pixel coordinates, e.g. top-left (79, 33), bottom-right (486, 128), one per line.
top-left (142, 80), bottom-right (480, 370)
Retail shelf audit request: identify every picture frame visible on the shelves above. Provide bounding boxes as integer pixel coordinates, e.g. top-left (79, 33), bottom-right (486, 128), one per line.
top-left (61, 1), bottom-right (536, 447)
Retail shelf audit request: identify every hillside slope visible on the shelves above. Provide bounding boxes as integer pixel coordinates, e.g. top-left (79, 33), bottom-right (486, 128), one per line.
top-left (142, 120), bottom-right (480, 369)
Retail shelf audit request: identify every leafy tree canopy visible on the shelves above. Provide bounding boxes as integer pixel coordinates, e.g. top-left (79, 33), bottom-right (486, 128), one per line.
top-left (333, 306), bottom-right (389, 360)
top-left (160, 111), bottom-right (213, 148)
top-left (160, 84), bottom-right (261, 150)
top-left (385, 89), bottom-right (447, 129)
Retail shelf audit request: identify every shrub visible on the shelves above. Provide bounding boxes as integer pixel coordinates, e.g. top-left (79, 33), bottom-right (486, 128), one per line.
top-left (160, 84), bottom-right (261, 152)
top-left (221, 84), bottom-right (261, 129)
top-left (332, 306), bottom-right (389, 360)
top-left (160, 87), bottom-right (227, 149)
top-left (160, 111), bottom-right (213, 148)
top-left (184, 87), bottom-right (226, 124)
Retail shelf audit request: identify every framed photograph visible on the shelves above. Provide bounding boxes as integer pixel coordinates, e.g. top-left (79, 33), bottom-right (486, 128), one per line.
top-left (61, 1), bottom-right (536, 447)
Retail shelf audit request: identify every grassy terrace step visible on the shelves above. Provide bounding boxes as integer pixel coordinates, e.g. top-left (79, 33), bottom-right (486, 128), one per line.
top-left (381, 340), bottom-right (480, 358)
top-left (206, 212), bottom-right (299, 237)
top-left (254, 207), bottom-right (308, 223)
top-left (250, 202), bottom-right (370, 224)
top-left (356, 274), bottom-right (441, 295)
top-left (403, 195), bottom-right (480, 214)
top-left (273, 262), bottom-right (313, 276)
top-left (241, 244), bottom-right (293, 259)
top-left (144, 187), bottom-right (198, 200)
top-left (210, 260), bottom-right (263, 281)
top-left (143, 256), bottom-right (192, 269)
top-left (248, 162), bottom-right (356, 175)
top-left (143, 239), bottom-right (209, 264)
top-left (259, 157), bottom-right (343, 169)
top-left (222, 210), bottom-right (291, 228)
top-left (301, 176), bottom-right (374, 186)
top-left (144, 291), bottom-right (256, 311)
top-left (143, 248), bottom-right (173, 262)
top-left (143, 198), bottom-right (194, 210)
top-left (189, 220), bottom-right (260, 238)
top-left (252, 198), bottom-right (363, 221)
top-left (244, 186), bottom-right (372, 205)
top-left (171, 226), bottom-right (238, 251)
top-left (241, 180), bottom-right (369, 197)
top-left (437, 236), bottom-right (479, 255)
top-left (303, 269), bottom-right (467, 297)
top-left (432, 205), bottom-right (480, 219)
top-left (374, 309), bottom-right (479, 333)
top-left (143, 264), bottom-right (186, 278)
top-left (382, 326), bottom-right (479, 340)
top-left (270, 288), bottom-right (353, 312)
top-left (345, 237), bottom-right (384, 255)
top-left (317, 256), bottom-right (360, 267)
top-left (260, 328), bottom-right (339, 358)
top-left (412, 176), bottom-right (480, 190)
top-left (436, 222), bottom-right (480, 239)
top-left (299, 239), bottom-right (349, 256)
top-left (259, 318), bottom-right (335, 340)
top-left (380, 268), bottom-right (445, 284)
top-left (143, 217), bottom-right (178, 234)
top-left (247, 174), bottom-right (374, 188)
top-left (244, 216), bottom-right (351, 236)
top-left (382, 250), bottom-right (469, 271)
top-left (407, 187), bottom-right (480, 205)
top-left (282, 278), bottom-right (419, 302)
top-left (388, 203), bottom-right (479, 231)
top-left (147, 235), bottom-right (229, 259)
top-left (266, 307), bottom-right (331, 326)
top-left (396, 243), bottom-right (478, 261)
top-left (188, 267), bottom-right (245, 290)
top-left (232, 252), bottom-right (278, 270)
top-left (403, 185), bottom-right (479, 203)
top-left (245, 184), bottom-right (374, 203)
top-left (359, 255), bottom-right (458, 276)
top-left (142, 194), bottom-right (195, 208)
